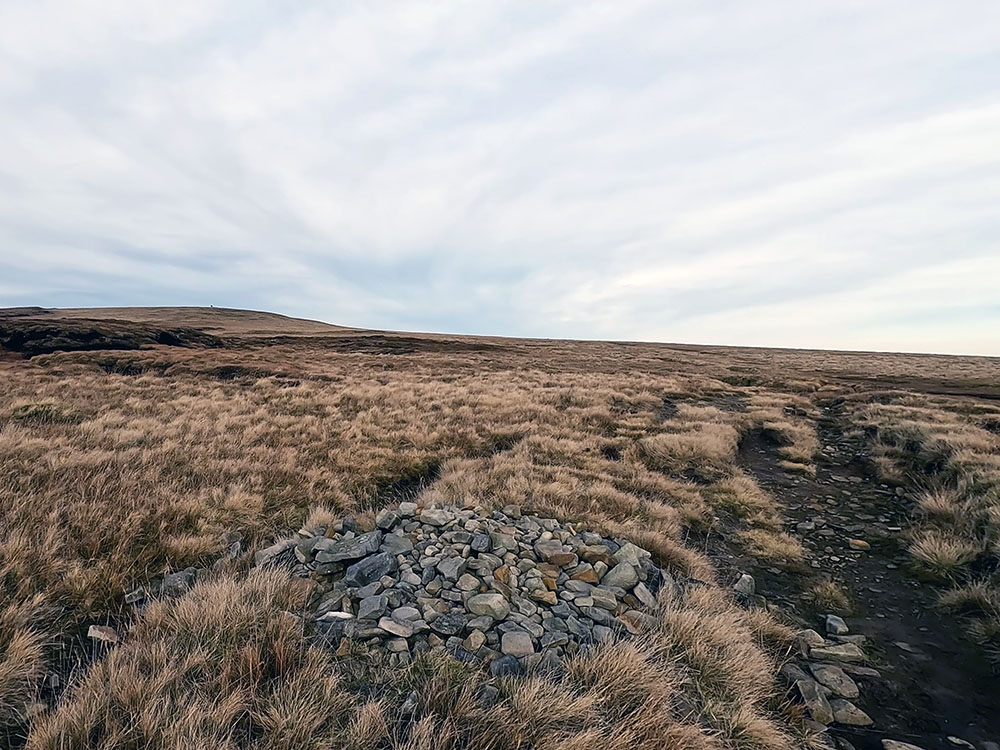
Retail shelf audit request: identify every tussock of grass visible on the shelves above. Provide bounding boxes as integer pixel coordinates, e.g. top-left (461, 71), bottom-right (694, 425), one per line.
top-left (916, 488), bottom-right (965, 526)
top-left (638, 423), bottom-right (739, 482)
top-left (736, 530), bottom-right (806, 568)
top-left (939, 581), bottom-right (1000, 615)
top-left (8, 402), bottom-right (85, 425)
top-left (801, 581), bottom-right (852, 615)
top-left (909, 532), bottom-right (982, 579)
top-left (0, 596), bottom-right (50, 725)
top-left (939, 581), bottom-right (1000, 666)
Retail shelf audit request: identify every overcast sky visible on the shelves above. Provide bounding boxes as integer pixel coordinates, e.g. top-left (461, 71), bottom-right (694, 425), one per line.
top-left (1, 1), bottom-right (998, 355)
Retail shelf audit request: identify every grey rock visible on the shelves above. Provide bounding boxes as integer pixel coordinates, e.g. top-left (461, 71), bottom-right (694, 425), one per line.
top-left (590, 587), bottom-right (619, 611)
top-left (376, 510), bottom-right (400, 530)
top-left (471, 534), bottom-right (492, 552)
top-left (467, 593), bottom-right (511, 620)
top-left (601, 562), bottom-right (638, 589)
top-left (798, 629), bottom-right (826, 648)
top-left (295, 536), bottom-right (324, 563)
top-left (479, 685), bottom-right (500, 707)
top-left (161, 568), bottom-right (196, 597)
top-left (882, 742), bottom-right (927, 750)
top-left (582, 606), bottom-right (614, 625)
top-left (356, 582), bottom-right (382, 598)
top-left (830, 699), bottom-right (872, 726)
top-left (385, 638), bottom-right (410, 653)
top-left (563, 580), bottom-right (593, 594)
top-left (391, 606), bottom-right (421, 622)
top-left (87, 625), bottom-right (118, 644)
top-left (534, 539), bottom-right (576, 565)
top-left (400, 690), bottom-right (419, 714)
top-left (255, 539), bottom-right (295, 566)
top-left (501, 630), bottom-right (535, 657)
top-left (733, 573), bottom-right (755, 596)
top-left (381, 534), bottom-right (414, 555)
top-left (463, 629), bottom-right (487, 651)
top-left (358, 595), bottom-right (388, 620)
top-left (540, 632), bottom-right (569, 648)
top-left (400, 571), bottom-right (421, 586)
top-left (613, 542), bottom-right (650, 566)
top-left (490, 532), bottom-right (516, 551)
top-left (316, 610), bottom-right (353, 623)
top-left (429, 611), bottom-right (466, 635)
top-left (796, 678), bottom-right (834, 724)
top-left (468, 615), bottom-right (495, 631)
top-left (420, 509), bottom-right (452, 526)
top-left (378, 617), bottom-right (414, 638)
top-left (345, 552), bottom-right (398, 588)
top-left (279, 502), bottom-right (663, 671)
top-left (592, 625), bottom-right (614, 642)
top-left (315, 531), bottom-right (383, 563)
top-left (825, 614), bottom-right (849, 635)
top-left (490, 654), bottom-right (523, 676)
top-left (632, 581), bottom-right (657, 608)
top-left (810, 664), bottom-right (859, 698)
top-left (810, 643), bottom-right (865, 663)
top-left (437, 557), bottom-right (467, 581)
top-left (780, 663), bottom-right (810, 683)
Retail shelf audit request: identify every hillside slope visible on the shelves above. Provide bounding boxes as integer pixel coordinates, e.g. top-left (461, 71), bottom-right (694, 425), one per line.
top-left (0, 307), bottom-right (998, 750)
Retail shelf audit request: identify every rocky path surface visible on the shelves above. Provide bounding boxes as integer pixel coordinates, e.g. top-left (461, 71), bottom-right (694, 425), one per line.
top-left (739, 402), bottom-right (1000, 750)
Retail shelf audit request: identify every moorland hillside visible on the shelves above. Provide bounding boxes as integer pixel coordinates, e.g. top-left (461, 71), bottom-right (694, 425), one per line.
top-left (1, 307), bottom-right (998, 750)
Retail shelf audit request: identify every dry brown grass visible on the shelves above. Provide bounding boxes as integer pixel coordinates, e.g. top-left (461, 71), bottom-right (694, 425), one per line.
top-left (24, 570), bottom-right (803, 750)
top-left (0, 325), bottom-right (829, 748)
top-left (3, 307), bottom-right (999, 746)
top-left (801, 581), bottom-right (852, 615)
top-left (909, 532), bottom-right (983, 579)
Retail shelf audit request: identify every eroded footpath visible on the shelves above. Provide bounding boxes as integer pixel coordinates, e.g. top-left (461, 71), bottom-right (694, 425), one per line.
top-left (738, 402), bottom-right (1000, 750)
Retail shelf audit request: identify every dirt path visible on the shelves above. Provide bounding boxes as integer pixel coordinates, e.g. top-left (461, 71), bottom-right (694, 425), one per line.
top-left (735, 402), bottom-right (999, 750)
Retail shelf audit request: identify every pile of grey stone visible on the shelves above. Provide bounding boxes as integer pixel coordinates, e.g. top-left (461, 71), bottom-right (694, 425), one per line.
top-left (257, 502), bottom-right (669, 674)
top-left (781, 614), bottom-right (876, 728)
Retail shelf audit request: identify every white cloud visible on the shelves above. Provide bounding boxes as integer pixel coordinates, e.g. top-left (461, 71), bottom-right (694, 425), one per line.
top-left (0, 0), bottom-right (998, 354)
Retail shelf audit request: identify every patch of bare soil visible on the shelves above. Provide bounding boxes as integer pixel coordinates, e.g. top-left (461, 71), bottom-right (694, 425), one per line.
top-left (0, 317), bottom-right (223, 357)
top-left (737, 403), bottom-right (1000, 750)
top-left (246, 333), bottom-right (503, 355)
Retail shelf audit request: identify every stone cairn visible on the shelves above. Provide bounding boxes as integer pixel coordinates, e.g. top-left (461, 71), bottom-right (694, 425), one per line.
top-left (256, 502), bottom-right (668, 675)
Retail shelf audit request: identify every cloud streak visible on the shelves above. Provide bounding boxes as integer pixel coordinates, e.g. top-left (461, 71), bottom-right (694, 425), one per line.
top-left (1, 0), bottom-right (998, 354)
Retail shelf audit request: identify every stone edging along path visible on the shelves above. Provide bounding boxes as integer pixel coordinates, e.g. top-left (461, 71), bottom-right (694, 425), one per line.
top-left (255, 502), bottom-right (669, 674)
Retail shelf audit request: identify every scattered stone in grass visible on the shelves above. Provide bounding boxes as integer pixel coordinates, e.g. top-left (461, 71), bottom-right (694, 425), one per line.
top-left (87, 625), bottom-right (119, 644)
top-left (160, 568), bottom-right (196, 598)
top-left (733, 573), bottom-right (755, 596)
